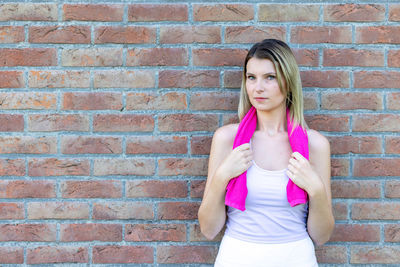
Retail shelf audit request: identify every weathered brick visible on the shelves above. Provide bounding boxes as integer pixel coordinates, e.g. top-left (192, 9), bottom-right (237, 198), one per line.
top-left (61, 180), bottom-right (122, 198)
top-left (353, 114), bottom-right (400, 132)
top-left (29, 71), bottom-right (90, 88)
top-left (305, 114), bottom-right (350, 132)
top-left (190, 92), bottom-right (239, 111)
top-left (224, 70), bottom-right (242, 89)
top-left (27, 246), bottom-right (88, 264)
top-left (323, 49), bottom-right (384, 66)
top-left (0, 180), bottom-right (55, 198)
top-left (304, 92), bottom-right (318, 110)
top-left (0, 224), bottom-right (56, 241)
top-left (301, 71), bottom-right (349, 88)
top-left (94, 158), bottom-right (155, 176)
top-left (322, 92), bottom-right (382, 110)
top-left (63, 92), bottom-right (122, 110)
top-left (157, 245), bottom-right (218, 264)
top-left (127, 48), bottom-right (188, 66)
top-left (93, 246), bottom-right (153, 264)
top-left (389, 4), bottom-right (400, 21)
top-left (0, 92), bottom-right (57, 110)
top-left (63, 4), bottom-right (123, 21)
top-left (93, 202), bottom-right (153, 220)
top-left (260, 4), bottom-right (319, 21)
top-left (351, 246), bottom-right (400, 264)
top-left (93, 114), bottom-right (154, 132)
top-left (60, 224), bottom-right (122, 241)
top-left (385, 181), bottom-right (400, 198)
top-left (331, 180), bottom-right (380, 199)
top-left (159, 70), bottom-right (219, 88)
top-left (0, 71), bottom-right (24, 88)
top-left (157, 202), bottom-right (200, 220)
top-left (222, 114), bottom-right (239, 125)
top-left (329, 224), bottom-right (380, 242)
top-left (191, 136), bottom-right (212, 155)
top-left (158, 158), bottom-right (208, 176)
top-left (29, 114), bottom-right (89, 132)
top-left (0, 114), bottom-right (23, 132)
top-left (193, 4), bottom-right (253, 21)
top-left (357, 26), bottom-right (400, 44)
top-left (94, 70), bottom-right (155, 88)
top-left (331, 158), bottom-right (349, 177)
top-left (158, 114), bottom-right (218, 132)
top-left (126, 224), bottom-right (186, 242)
top-left (189, 223), bottom-right (224, 242)
top-left (354, 158), bottom-right (400, 177)
top-left (126, 180), bottom-right (187, 198)
top-left (0, 247), bottom-right (23, 264)
top-left (333, 202), bottom-right (348, 220)
top-left (28, 202), bottom-right (89, 219)
top-left (191, 180), bottom-right (206, 198)
top-left (293, 49), bottom-right (319, 67)
top-left (386, 136), bottom-right (400, 154)
top-left (0, 159), bottom-right (25, 176)
top-left (193, 48), bottom-right (247, 66)
top-left (160, 26), bottom-right (221, 44)
top-left (95, 26), bottom-right (156, 44)
top-left (387, 92), bottom-right (400, 110)
top-left (29, 26), bottom-right (90, 43)
top-left (126, 136), bottom-right (187, 154)
top-left (291, 26), bottom-right (352, 43)
top-left (0, 26), bottom-right (24, 43)
top-left (29, 158), bottom-right (90, 176)
top-left (315, 245), bottom-right (347, 264)
top-left (328, 136), bottom-right (382, 154)
top-left (225, 26), bottom-right (285, 43)
top-left (128, 4), bottom-right (187, 21)
top-left (0, 3), bottom-right (57, 21)
top-left (385, 224), bottom-right (400, 242)
top-left (352, 202), bottom-right (400, 220)
top-left (61, 136), bottom-right (122, 154)
top-left (354, 71), bottom-right (400, 88)
top-left (126, 92), bottom-right (187, 110)
top-left (324, 4), bottom-right (385, 22)
top-left (0, 48), bottom-right (56, 66)
top-left (62, 48), bottom-right (122, 66)
top-left (0, 136), bottom-right (57, 154)
top-left (0, 203), bottom-right (24, 219)
top-left (388, 50), bottom-right (400, 67)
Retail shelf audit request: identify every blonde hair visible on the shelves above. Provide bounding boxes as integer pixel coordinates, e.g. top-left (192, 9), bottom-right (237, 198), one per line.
top-left (238, 39), bottom-right (306, 129)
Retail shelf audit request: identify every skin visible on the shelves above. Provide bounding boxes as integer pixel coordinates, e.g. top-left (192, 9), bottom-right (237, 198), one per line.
top-left (198, 57), bottom-right (334, 246)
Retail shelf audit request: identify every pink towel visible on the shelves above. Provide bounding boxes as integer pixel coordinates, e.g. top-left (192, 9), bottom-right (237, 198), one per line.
top-left (225, 106), bottom-right (309, 211)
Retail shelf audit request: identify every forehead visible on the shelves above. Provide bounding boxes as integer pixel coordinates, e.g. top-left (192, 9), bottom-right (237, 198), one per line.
top-left (246, 57), bottom-right (276, 74)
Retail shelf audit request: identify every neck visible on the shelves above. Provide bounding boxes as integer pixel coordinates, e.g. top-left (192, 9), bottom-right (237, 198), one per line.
top-left (255, 105), bottom-right (287, 136)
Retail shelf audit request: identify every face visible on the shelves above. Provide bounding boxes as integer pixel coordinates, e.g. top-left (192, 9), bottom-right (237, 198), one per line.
top-left (245, 57), bottom-right (286, 112)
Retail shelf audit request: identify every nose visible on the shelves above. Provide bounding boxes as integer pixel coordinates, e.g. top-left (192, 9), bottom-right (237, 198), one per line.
top-left (255, 80), bottom-right (264, 93)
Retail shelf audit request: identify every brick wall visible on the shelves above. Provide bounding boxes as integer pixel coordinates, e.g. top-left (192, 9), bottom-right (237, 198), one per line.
top-left (0, 1), bottom-right (399, 265)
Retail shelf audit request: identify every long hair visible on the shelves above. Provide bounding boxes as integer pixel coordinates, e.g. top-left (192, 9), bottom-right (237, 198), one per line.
top-left (238, 39), bottom-right (306, 129)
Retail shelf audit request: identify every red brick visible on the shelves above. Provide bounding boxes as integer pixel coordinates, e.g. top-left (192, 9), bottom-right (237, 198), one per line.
top-left (293, 49), bottom-right (319, 67)
top-left (61, 180), bottom-right (122, 198)
top-left (159, 70), bottom-right (219, 88)
top-left (128, 4), bottom-right (187, 21)
top-left (157, 202), bottom-right (200, 220)
top-left (385, 224), bottom-right (400, 242)
top-left (193, 4), bottom-right (253, 21)
top-left (301, 70), bottom-right (349, 88)
top-left (60, 224), bottom-right (122, 241)
top-left (331, 158), bottom-right (349, 177)
top-left (322, 92), bottom-right (382, 110)
top-left (29, 70), bottom-right (90, 88)
top-left (0, 224), bottom-right (56, 241)
top-left (158, 114), bottom-right (218, 132)
top-left (333, 202), bottom-right (348, 220)
top-left (189, 223), bottom-right (224, 242)
top-left (224, 70), bottom-right (242, 88)
top-left (389, 4), bottom-right (400, 21)
top-left (28, 114), bottom-right (89, 132)
top-left (324, 49), bottom-right (384, 66)
top-left (27, 246), bottom-right (88, 264)
top-left (193, 48), bottom-right (247, 66)
top-left (0, 159), bottom-right (25, 176)
top-left (0, 247), bottom-right (23, 264)
top-left (93, 202), bottom-right (153, 220)
top-left (324, 4), bottom-right (385, 21)
top-left (158, 158), bottom-right (208, 176)
top-left (223, 114), bottom-right (239, 125)
top-left (352, 202), bottom-right (400, 220)
top-left (353, 114), bottom-right (400, 132)
top-left (260, 4), bottom-right (319, 21)
top-left (63, 4), bottom-right (123, 21)
top-left (28, 202), bottom-right (89, 219)
top-left (29, 158), bottom-right (89, 177)
top-left (0, 71), bottom-right (24, 88)
top-left (291, 26), bottom-right (352, 43)
top-left (62, 48), bottom-right (122, 66)
top-left (63, 92), bottom-right (122, 110)
top-left (328, 136), bottom-right (382, 154)
top-left (157, 245), bottom-right (218, 264)
top-left (126, 180), bottom-right (187, 198)
top-left (332, 180), bottom-right (380, 199)
top-left (0, 26), bottom-right (24, 43)
top-left (126, 223), bottom-right (186, 242)
top-left (304, 92), bottom-right (318, 110)
top-left (29, 26), bottom-right (90, 43)
top-left (0, 180), bottom-right (55, 198)
top-left (94, 70), bottom-right (155, 88)
top-left (0, 203), bottom-right (24, 219)
top-left (93, 246), bottom-right (153, 264)
top-left (126, 92), bottom-right (187, 110)
top-left (126, 136), bottom-right (187, 154)
top-left (387, 92), bottom-right (400, 109)
top-left (0, 48), bottom-right (56, 66)
top-left (190, 92), bottom-right (239, 111)
top-left (330, 224), bottom-right (380, 242)
top-left (191, 180), bottom-right (206, 198)
top-left (225, 26), bottom-right (285, 43)
top-left (191, 136), bottom-right (212, 155)
top-left (95, 26), bottom-right (156, 44)
top-left (0, 92), bottom-right (57, 110)
top-left (389, 50), bottom-right (400, 67)
top-left (354, 71), bottom-right (400, 88)
top-left (0, 3), bottom-right (57, 21)
top-left (0, 136), bottom-right (57, 154)
top-left (305, 114), bottom-right (350, 132)
top-left (93, 114), bottom-right (154, 132)
top-left (355, 158), bottom-right (400, 176)
top-left (315, 245), bottom-right (347, 264)
top-left (357, 26), bottom-right (400, 44)
top-left (61, 136), bottom-right (122, 154)
top-left (385, 181), bottom-right (400, 198)
top-left (351, 246), bottom-right (400, 264)
top-left (0, 114), bottom-right (23, 132)
top-left (94, 158), bottom-right (155, 176)
top-left (160, 26), bottom-right (220, 44)
top-left (127, 48), bottom-right (188, 66)
top-left (386, 136), bottom-right (400, 154)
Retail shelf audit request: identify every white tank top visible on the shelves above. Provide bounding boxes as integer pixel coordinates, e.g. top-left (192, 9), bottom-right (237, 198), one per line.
top-left (225, 161), bottom-right (309, 243)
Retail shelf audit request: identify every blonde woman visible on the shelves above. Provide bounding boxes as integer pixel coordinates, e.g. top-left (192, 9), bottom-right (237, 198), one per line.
top-left (198, 39), bottom-right (334, 267)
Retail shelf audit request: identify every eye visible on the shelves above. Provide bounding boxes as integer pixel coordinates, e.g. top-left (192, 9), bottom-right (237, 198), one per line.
top-left (266, 75), bottom-right (276, 80)
top-left (247, 75), bottom-right (255, 80)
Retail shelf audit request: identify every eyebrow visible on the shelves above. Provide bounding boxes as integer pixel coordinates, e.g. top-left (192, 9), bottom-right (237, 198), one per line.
top-left (246, 72), bottom-right (276, 76)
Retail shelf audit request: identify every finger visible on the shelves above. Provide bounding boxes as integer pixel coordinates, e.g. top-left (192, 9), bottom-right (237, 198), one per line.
top-left (286, 169), bottom-right (294, 179)
top-left (292, 151), bottom-right (306, 161)
top-left (288, 158), bottom-right (299, 167)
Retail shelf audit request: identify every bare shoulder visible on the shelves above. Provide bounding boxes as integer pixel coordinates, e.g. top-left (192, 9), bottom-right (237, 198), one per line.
top-left (307, 129), bottom-right (330, 156)
top-left (212, 123), bottom-right (239, 147)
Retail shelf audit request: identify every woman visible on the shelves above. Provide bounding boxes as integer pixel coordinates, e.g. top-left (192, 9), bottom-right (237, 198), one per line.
top-left (198, 39), bottom-right (334, 267)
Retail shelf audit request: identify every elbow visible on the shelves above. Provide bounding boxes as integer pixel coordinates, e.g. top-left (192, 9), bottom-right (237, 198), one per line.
top-left (312, 219), bottom-right (335, 246)
top-left (197, 209), bottom-right (220, 240)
